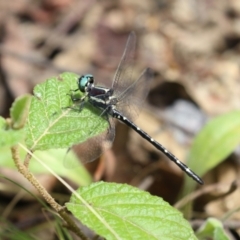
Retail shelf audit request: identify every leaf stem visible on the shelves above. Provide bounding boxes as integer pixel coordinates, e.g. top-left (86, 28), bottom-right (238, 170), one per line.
top-left (24, 152), bottom-right (32, 167)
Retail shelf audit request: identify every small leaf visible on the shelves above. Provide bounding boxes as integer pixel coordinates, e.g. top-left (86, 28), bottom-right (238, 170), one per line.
top-left (25, 72), bottom-right (108, 151)
top-left (10, 94), bottom-right (32, 129)
top-left (0, 117), bottom-right (24, 148)
top-left (66, 182), bottom-right (197, 240)
top-left (196, 218), bottom-right (230, 240)
top-left (187, 111), bottom-right (240, 176)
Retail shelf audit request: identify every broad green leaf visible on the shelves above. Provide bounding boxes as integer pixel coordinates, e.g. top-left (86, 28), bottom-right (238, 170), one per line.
top-left (66, 182), bottom-right (197, 240)
top-left (10, 94), bottom-right (32, 129)
top-left (0, 117), bottom-right (24, 148)
top-left (25, 72), bottom-right (108, 151)
top-left (179, 111), bottom-right (240, 215)
top-left (196, 218), bottom-right (230, 240)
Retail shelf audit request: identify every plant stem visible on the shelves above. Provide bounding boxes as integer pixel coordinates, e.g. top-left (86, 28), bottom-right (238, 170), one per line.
top-left (11, 145), bottom-right (89, 240)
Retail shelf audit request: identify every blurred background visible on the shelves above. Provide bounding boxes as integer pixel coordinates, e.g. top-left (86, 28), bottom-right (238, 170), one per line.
top-left (1, 0), bottom-right (240, 239)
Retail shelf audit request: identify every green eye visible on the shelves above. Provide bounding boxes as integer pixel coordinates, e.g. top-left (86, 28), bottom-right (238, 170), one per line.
top-left (78, 74), bottom-right (94, 92)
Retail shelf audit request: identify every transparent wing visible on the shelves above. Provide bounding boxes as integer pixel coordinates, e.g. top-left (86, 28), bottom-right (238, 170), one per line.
top-left (112, 32), bottom-right (136, 97)
top-left (116, 68), bottom-right (152, 121)
top-left (64, 117), bottom-right (115, 168)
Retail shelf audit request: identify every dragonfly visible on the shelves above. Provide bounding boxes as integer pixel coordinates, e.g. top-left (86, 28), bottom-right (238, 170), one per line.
top-left (70, 32), bottom-right (203, 185)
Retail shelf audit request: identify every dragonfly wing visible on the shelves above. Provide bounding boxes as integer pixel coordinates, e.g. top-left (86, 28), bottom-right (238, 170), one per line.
top-left (112, 32), bottom-right (136, 97)
top-left (64, 117), bottom-right (115, 168)
top-left (116, 68), bottom-right (152, 121)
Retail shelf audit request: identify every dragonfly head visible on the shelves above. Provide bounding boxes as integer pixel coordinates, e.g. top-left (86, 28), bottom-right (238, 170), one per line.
top-left (78, 74), bottom-right (94, 93)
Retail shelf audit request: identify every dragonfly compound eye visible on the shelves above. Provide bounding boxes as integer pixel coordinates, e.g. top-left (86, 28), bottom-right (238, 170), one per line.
top-left (78, 74), bottom-right (94, 92)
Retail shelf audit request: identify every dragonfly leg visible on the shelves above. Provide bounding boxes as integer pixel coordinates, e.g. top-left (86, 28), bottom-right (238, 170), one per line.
top-left (62, 91), bottom-right (87, 112)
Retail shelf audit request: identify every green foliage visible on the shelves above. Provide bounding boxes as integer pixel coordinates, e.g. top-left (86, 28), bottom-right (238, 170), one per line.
top-left (187, 110), bottom-right (240, 178)
top-left (0, 94), bottom-right (31, 147)
top-left (0, 116), bottom-right (24, 148)
top-left (66, 182), bottom-right (197, 240)
top-left (180, 111), bottom-right (240, 216)
top-left (25, 72), bottom-right (108, 151)
top-left (196, 218), bottom-right (230, 240)
top-left (181, 111), bottom-right (240, 194)
top-left (10, 94), bottom-right (32, 129)
top-left (0, 73), bottom-right (95, 186)
top-left (1, 72), bottom-right (200, 239)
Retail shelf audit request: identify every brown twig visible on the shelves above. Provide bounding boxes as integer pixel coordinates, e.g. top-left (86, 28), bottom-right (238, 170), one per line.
top-left (174, 181), bottom-right (238, 209)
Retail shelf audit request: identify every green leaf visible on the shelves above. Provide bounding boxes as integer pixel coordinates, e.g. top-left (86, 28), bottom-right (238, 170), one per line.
top-left (66, 182), bottom-right (197, 240)
top-left (178, 111), bottom-right (240, 216)
top-left (10, 94), bottom-right (32, 129)
top-left (181, 111), bottom-right (240, 194)
top-left (25, 72), bottom-right (108, 151)
top-left (187, 110), bottom-right (240, 176)
top-left (0, 94), bottom-right (30, 147)
top-left (196, 218), bottom-right (230, 240)
top-left (0, 117), bottom-right (24, 148)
